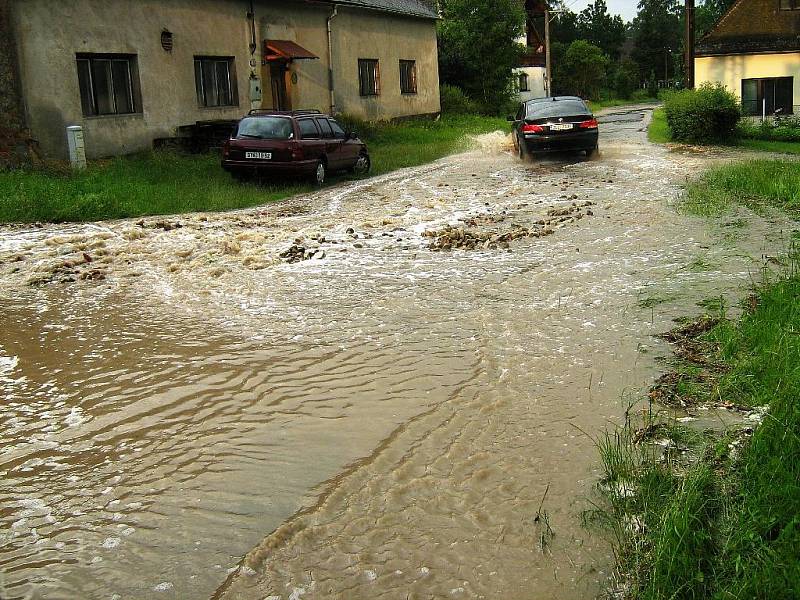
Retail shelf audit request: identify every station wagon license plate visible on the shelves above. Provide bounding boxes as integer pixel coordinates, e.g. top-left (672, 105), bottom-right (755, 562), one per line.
top-left (550, 123), bottom-right (573, 131)
top-left (245, 152), bottom-right (272, 159)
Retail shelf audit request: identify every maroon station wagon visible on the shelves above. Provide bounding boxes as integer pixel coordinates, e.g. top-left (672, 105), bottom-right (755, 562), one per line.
top-left (222, 110), bottom-right (371, 185)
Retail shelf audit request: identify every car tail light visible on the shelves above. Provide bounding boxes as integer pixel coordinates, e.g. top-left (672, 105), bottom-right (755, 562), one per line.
top-left (290, 142), bottom-right (304, 160)
top-left (521, 123), bottom-right (545, 133)
top-left (222, 141), bottom-right (231, 158)
top-left (579, 119), bottom-right (599, 129)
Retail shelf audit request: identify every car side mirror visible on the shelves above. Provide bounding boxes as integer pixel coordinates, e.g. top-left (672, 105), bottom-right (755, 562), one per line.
top-left (506, 115), bottom-right (515, 122)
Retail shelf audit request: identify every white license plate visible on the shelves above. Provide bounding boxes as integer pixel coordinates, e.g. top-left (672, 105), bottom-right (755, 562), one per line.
top-left (550, 123), bottom-right (573, 131)
top-left (245, 152), bottom-right (272, 159)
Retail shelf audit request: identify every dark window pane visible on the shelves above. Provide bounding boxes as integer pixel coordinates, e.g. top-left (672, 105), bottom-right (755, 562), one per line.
top-left (194, 60), bottom-right (204, 105)
top-left (112, 59), bottom-right (134, 113)
top-left (526, 99), bottom-right (588, 118)
top-left (742, 79), bottom-right (758, 116)
top-left (236, 117), bottom-right (293, 140)
top-left (359, 59), bottom-right (379, 96)
top-left (77, 59), bottom-right (95, 116)
top-left (216, 60), bottom-right (231, 106)
top-left (202, 60), bottom-right (218, 106)
top-left (400, 60), bottom-right (416, 94)
top-left (777, 77), bottom-right (793, 114)
top-left (298, 118), bottom-right (319, 139)
top-left (316, 119), bottom-right (334, 138)
top-left (92, 59), bottom-right (114, 114)
top-left (329, 120), bottom-right (346, 139)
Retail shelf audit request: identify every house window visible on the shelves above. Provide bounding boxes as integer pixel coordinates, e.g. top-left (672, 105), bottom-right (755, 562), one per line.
top-left (780, 0), bottom-right (800, 10)
top-left (358, 59), bottom-right (380, 96)
top-left (519, 73), bottom-right (530, 92)
top-left (400, 60), bottom-right (417, 94)
top-left (742, 77), bottom-right (793, 116)
top-left (194, 56), bottom-right (238, 107)
top-left (76, 54), bottom-right (140, 117)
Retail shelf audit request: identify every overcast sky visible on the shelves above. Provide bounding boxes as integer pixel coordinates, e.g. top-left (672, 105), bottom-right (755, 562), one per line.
top-left (565, 0), bottom-right (640, 22)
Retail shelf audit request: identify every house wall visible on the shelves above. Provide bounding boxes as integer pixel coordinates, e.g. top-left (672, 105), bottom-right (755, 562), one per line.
top-left (513, 67), bottom-right (546, 102)
top-left (11, 0), bottom-right (254, 160)
top-left (696, 53), bottom-right (800, 114)
top-left (11, 0), bottom-right (441, 161)
top-left (0, 0), bottom-right (36, 167)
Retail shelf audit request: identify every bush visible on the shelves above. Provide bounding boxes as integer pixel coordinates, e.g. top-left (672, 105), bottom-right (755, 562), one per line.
top-left (631, 88), bottom-right (656, 103)
top-left (663, 83), bottom-right (741, 144)
top-left (613, 60), bottom-right (639, 99)
top-left (560, 40), bottom-right (609, 100)
top-left (439, 84), bottom-right (480, 115)
top-left (737, 117), bottom-right (800, 143)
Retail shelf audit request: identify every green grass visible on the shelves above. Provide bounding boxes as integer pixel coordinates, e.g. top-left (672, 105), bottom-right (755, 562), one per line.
top-left (598, 168), bottom-right (800, 598)
top-left (0, 114), bottom-right (508, 223)
top-left (648, 108), bottom-right (671, 144)
top-left (735, 138), bottom-right (800, 155)
top-left (684, 159), bottom-right (800, 217)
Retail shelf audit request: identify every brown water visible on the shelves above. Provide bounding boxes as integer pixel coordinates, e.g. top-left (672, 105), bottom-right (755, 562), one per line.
top-left (0, 109), bottom-right (793, 599)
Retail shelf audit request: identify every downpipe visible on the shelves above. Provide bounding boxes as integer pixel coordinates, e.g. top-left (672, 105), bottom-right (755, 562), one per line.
top-left (327, 5), bottom-right (338, 115)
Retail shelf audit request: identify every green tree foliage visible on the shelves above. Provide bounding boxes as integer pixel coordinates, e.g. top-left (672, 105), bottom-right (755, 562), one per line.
top-left (576, 0), bottom-right (627, 60)
top-left (614, 59), bottom-right (640, 99)
top-left (631, 0), bottom-right (682, 81)
top-left (437, 0), bottom-right (526, 112)
top-left (559, 40), bottom-right (609, 100)
top-left (696, 0), bottom-right (736, 37)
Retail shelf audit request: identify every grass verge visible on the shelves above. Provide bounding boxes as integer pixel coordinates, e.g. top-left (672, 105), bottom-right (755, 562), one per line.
top-left (684, 159), bottom-right (800, 217)
top-left (0, 114), bottom-right (508, 223)
top-left (647, 108), bottom-right (671, 144)
top-left (597, 172), bottom-right (800, 599)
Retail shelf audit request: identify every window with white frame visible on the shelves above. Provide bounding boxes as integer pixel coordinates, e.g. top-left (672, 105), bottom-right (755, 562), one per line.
top-left (519, 73), bottom-right (530, 92)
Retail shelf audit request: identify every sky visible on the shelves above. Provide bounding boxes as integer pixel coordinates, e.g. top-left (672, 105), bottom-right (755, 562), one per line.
top-left (565, 0), bottom-right (640, 22)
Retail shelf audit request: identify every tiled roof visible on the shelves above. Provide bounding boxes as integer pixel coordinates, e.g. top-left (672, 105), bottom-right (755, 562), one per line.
top-left (331, 0), bottom-right (438, 19)
top-left (696, 0), bottom-right (800, 56)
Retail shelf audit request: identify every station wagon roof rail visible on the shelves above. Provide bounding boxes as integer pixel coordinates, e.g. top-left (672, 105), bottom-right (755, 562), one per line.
top-left (247, 109), bottom-right (324, 116)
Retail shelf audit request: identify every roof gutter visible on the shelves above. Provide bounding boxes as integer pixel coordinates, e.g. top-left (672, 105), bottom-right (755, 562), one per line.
top-left (327, 4), bottom-right (338, 115)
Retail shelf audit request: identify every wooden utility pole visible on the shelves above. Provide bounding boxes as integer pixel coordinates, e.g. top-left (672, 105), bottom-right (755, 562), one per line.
top-left (685, 0), bottom-right (695, 89)
top-left (544, 5), bottom-right (551, 96)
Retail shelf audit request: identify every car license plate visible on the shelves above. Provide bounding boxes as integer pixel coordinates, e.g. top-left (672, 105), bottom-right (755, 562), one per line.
top-left (550, 123), bottom-right (573, 131)
top-left (245, 152), bottom-right (272, 159)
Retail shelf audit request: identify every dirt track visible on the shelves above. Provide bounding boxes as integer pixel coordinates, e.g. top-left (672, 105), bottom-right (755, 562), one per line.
top-left (0, 107), bottom-right (794, 600)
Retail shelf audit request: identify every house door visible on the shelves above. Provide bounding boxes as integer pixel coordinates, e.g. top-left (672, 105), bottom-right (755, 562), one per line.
top-left (270, 62), bottom-right (290, 110)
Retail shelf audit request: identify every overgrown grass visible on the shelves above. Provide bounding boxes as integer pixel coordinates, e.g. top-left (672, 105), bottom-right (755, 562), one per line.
top-left (0, 114), bottom-right (508, 223)
top-left (648, 108), bottom-right (671, 144)
top-left (598, 175), bottom-right (800, 597)
top-left (684, 159), bottom-right (800, 217)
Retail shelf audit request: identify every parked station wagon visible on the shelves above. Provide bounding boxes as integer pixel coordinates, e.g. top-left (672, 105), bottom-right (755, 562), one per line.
top-left (222, 110), bottom-right (371, 185)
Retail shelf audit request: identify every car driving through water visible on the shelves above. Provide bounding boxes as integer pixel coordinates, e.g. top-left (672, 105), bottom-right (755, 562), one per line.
top-left (509, 96), bottom-right (599, 159)
top-left (222, 109), bottom-right (371, 185)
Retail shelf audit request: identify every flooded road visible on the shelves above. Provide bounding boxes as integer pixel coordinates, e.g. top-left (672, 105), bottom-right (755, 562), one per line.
top-left (0, 108), bottom-right (793, 599)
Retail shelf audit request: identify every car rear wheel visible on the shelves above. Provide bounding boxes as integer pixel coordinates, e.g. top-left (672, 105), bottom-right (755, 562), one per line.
top-left (313, 160), bottom-right (326, 186)
top-left (517, 134), bottom-right (527, 161)
top-left (586, 144), bottom-right (599, 157)
top-left (351, 153), bottom-right (371, 176)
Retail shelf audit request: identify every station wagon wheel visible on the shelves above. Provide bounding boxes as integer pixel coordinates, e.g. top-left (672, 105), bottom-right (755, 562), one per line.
top-left (314, 160), bottom-right (326, 186)
top-left (353, 153), bottom-right (371, 175)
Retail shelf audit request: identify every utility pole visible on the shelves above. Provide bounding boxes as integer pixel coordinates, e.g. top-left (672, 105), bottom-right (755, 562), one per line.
top-left (685, 0), bottom-right (695, 89)
top-left (544, 3), bottom-right (552, 97)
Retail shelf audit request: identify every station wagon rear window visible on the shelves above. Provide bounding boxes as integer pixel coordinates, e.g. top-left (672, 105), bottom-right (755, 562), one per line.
top-left (526, 100), bottom-right (589, 118)
top-left (236, 117), bottom-right (293, 140)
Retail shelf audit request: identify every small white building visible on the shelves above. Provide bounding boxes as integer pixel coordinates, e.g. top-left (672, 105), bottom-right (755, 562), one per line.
top-left (513, 0), bottom-right (547, 101)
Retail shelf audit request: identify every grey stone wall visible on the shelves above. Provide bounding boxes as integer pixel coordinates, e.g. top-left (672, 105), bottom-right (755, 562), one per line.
top-left (0, 0), bottom-right (37, 168)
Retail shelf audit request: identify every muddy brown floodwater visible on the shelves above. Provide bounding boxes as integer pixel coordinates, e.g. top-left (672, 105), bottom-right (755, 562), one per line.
top-left (0, 108), bottom-right (795, 600)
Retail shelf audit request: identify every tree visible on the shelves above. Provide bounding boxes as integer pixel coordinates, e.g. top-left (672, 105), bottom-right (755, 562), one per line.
top-left (437, 0), bottom-right (526, 111)
top-left (559, 40), bottom-right (609, 99)
top-left (696, 0), bottom-right (736, 37)
top-left (630, 0), bottom-right (682, 81)
top-left (550, 5), bottom-right (580, 46)
top-left (576, 0), bottom-right (627, 60)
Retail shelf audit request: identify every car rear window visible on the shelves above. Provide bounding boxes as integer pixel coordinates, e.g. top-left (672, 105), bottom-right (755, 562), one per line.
top-left (236, 117), bottom-right (293, 140)
top-left (526, 99), bottom-right (589, 118)
top-left (329, 120), bottom-right (347, 139)
top-left (316, 118), bottom-right (334, 138)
